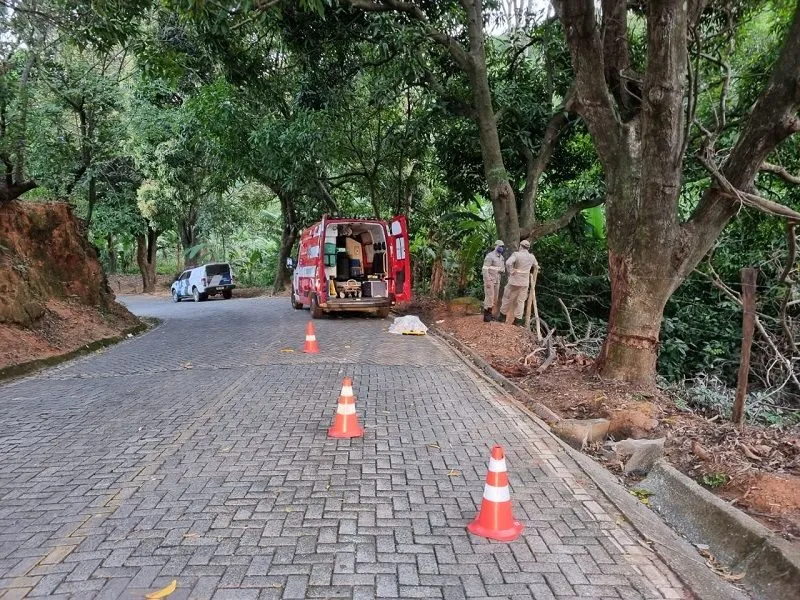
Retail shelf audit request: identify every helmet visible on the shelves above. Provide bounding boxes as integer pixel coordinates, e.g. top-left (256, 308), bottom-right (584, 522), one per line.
top-left (520, 239), bottom-right (531, 248)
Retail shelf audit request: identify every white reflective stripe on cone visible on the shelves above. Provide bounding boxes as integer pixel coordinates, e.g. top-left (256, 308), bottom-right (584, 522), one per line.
top-left (341, 386), bottom-right (354, 396)
top-left (337, 403), bottom-right (356, 415)
top-left (488, 457), bottom-right (507, 473)
top-left (306, 335), bottom-right (316, 341)
top-left (482, 483), bottom-right (510, 503)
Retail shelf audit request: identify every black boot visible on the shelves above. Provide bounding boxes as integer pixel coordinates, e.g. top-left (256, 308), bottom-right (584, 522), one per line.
top-left (483, 308), bottom-right (494, 322)
top-left (513, 318), bottom-right (525, 327)
top-left (497, 313), bottom-right (507, 323)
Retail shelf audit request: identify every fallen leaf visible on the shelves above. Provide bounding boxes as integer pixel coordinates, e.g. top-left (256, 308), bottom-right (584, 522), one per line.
top-left (427, 442), bottom-right (440, 449)
top-left (280, 348), bottom-right (294, 353)
top-left (446, 469), bottom-right (461, 477)
top-left (182, 533), bottom-right (199, 538)
top-left (145, 580), bottom-right (177, 599)
top-left (344, 345), bottom-right (351, 349)
top-left (723, 571), bottom-right (746, 582)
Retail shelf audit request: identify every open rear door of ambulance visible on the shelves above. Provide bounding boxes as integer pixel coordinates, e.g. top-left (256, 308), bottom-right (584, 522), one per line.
top-left (389, 216), bottom-right (411, 302)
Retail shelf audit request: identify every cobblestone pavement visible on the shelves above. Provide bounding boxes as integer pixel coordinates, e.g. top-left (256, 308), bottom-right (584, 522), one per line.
top-left (0, 296), bottom-right (688, 599)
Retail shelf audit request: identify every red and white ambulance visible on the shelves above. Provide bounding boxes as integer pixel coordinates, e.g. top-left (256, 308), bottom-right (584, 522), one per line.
top-left (290, 215), bottom-right (411, 318)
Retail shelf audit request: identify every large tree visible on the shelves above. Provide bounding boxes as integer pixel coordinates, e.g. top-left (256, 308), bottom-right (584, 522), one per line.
top-left (346, 0), bottom-right (600, 248)
top-left (551, 0), bottom-right (800, 382)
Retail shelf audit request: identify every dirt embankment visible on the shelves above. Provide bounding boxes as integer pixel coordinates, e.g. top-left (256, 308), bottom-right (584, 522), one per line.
top-left (0, 201), bottom-right (140, 370)
top-left (406, 298), bottom-right (800, 542)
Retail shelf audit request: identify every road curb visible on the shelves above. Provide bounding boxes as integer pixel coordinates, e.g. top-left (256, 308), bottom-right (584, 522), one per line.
top-left (640, 461), bottom-right (800, 600)
top-left (429, 325), bottom-right (751, 600)
top-left (0, 319), bottom-right (154, 382)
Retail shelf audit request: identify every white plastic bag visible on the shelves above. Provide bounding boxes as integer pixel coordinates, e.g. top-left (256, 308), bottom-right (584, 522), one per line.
top-left (388, 315), bottom-right (428, 335)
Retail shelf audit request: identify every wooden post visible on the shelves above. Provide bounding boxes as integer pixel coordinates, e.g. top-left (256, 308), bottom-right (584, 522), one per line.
top-left (524, 266), bottom-right (541, 340)
top-left (733, 268), bottom-right (758, 428)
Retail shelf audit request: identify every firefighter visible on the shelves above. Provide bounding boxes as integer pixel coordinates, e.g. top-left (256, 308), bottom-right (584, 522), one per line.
top-left (498, 239), bottom-right (538, 326)
top-left (481, 240), bottom-right (505, 322)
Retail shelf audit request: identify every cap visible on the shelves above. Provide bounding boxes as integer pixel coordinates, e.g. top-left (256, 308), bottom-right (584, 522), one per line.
top-left (494, 240), bottom-right (505, 247)
top-left (520, 240), bottom-right (531, 248)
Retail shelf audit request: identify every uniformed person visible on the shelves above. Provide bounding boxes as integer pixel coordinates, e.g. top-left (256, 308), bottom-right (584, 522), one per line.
top-left (481, 240), bottom-right (505, 322)
top-left (498, 239), bottom-right (538, 326)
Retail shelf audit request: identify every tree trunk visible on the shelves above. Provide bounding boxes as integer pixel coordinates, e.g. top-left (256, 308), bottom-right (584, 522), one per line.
top-left (595, 251), bottom-right (674, 382)
top-left (86, 176), bottom-right (96, 227)
top-left (273, 191), bottom-right (298, 294)
top-left (463, 0), bottom-right (520, 248)
top-left (179, 210), bottom-right (198, 267)
top-left (107, 233), bottom-right (117, 274)
top-left (430, 255), bottom-right (446, 297)
top-left (136, 227), bottom-right (159, 294)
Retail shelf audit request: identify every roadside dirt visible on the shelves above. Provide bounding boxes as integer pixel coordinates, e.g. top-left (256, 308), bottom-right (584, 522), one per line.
top-left (406, 298), bottom-right (800, 542)
top-left (1, 201), bottom-right (140, 371)
top-left (0, 298), bottom-right (138, 370)
top-left (108, 274), bottom-right (173, 295)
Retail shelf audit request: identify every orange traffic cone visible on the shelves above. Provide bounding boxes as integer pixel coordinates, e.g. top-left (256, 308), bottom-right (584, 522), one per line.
top-left (328, 377), bottom-right (364, 438)
top-left (467, 445), bottom-right (524, 541)
top-left (303, 321), bottom-right (320, 354)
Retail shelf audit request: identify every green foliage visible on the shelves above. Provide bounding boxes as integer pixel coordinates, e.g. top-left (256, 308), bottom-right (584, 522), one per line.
top-left (700, 473), bottom-right (729, 489)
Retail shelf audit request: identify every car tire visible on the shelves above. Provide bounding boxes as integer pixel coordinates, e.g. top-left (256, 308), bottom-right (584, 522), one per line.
top-left (310, 295), bottom-right (324, 319)
top-left (223, 290), bottom-right (232, 300)
top-left (291, 290), bottom-right (303, 310)
top-left (172, 289), bottom-right (181, 303)
top-left (193, 287), bottom-right (201, 303)
top-left (376, 307), bottom-right (390, 319)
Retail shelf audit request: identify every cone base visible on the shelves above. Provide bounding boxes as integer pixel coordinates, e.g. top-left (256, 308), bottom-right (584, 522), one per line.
top-left (467, 518), bottom-right (524, 542)
top-left (327, 425), bottom-right (364, 438)
top-left (304, 347), bottom-right (320, 354)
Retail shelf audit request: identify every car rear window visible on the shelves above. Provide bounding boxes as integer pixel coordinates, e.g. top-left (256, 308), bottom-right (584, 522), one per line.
top-left (206, 264), bottom-right (231, 276)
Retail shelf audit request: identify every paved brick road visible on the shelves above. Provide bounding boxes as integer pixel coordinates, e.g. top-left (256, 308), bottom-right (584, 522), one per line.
top-left (0, 296), bottom-right (687, 599)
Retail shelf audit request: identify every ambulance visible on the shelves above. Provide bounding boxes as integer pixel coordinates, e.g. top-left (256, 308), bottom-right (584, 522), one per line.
top-left (290, 215), bottom-right (411, 318)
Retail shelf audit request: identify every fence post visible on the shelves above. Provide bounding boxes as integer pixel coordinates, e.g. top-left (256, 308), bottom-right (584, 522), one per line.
top-left (733, 267), bottom-right (758, 427)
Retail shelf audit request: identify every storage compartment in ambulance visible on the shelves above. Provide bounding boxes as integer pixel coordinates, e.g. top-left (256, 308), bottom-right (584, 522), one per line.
top-left (291, 216), bottom-right (411, 318)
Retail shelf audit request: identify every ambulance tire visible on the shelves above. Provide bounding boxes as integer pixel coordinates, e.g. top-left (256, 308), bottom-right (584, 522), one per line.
top-left (310, 295), bottom-right (324, 319)
top-left (291, 290), bottom-right (303, 310)
top-left (376, 307), bottom-right (390, 319)
top-left (193, 287), bottom-right (201, 303)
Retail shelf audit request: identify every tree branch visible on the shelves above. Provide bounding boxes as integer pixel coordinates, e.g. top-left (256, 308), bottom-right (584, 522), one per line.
top-left (698, 154), bottom-right (800, 221)
top-left (519, 90), bottom-right (576, 229)
top-left (551, 0), bottom-right (621, 164)
top-left (522, 196), bottom-right (605, 240)
top-left (760, 162), bottom-right (800, 186)
top-left (347, 0), bottom-right (471, 72)
top-left (601, 0), bottom-right (634, 115)
top-left (637, 0), bottom-right (689, 235)
top-left (686, 3), bottom-right (800, 254)
top-left (417, 62), bottom-right (475, 119)
top-left (0, 180), bottom-right (38, 203)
